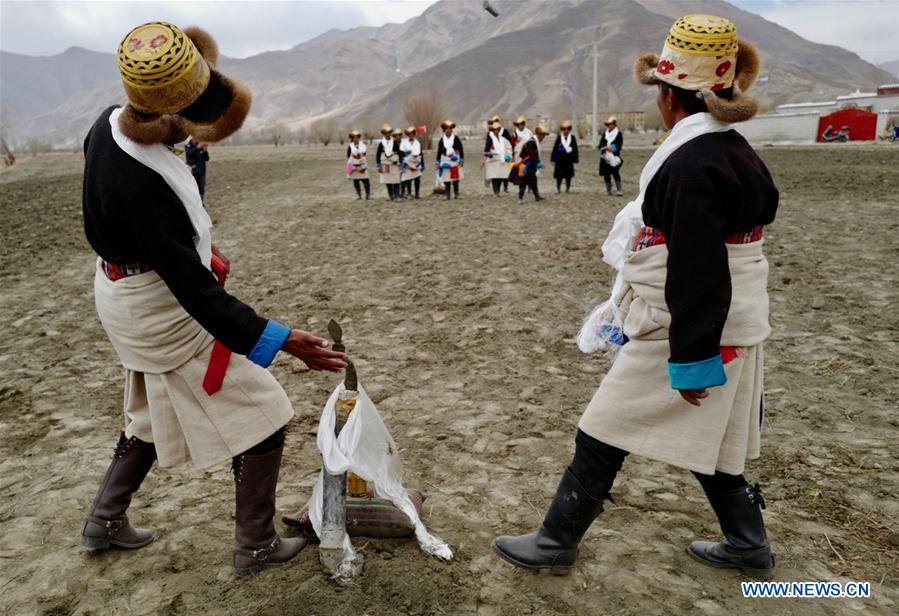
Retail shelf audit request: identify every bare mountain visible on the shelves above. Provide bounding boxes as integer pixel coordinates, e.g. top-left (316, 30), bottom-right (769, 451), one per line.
top-left (3, 0), bottom-right (894, 146)
top-left (357, 0), bottom-right (895, 125)
top-left (0, 46), bottom-right (116, 121)
top-left (880, 60), bottom-right (899, 80)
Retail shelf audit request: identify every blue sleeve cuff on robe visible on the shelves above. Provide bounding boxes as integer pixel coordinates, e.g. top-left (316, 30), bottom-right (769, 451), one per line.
top-left (668, 354), bottom-right (727, 390)
top-left (248, 320), bottom-right (291, 368)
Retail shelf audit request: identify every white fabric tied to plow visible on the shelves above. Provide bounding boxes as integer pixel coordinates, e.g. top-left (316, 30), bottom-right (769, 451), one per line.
top-left (109, 107), bottom-right (212, 269)
top-left (308, 384), bottom-right (453, 568)
top-left (577, 112), bottom-right (733, 353)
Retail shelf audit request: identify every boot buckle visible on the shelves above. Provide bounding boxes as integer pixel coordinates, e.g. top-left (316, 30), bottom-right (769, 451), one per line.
top-left (106, 518), bottom-right (124, 535)
top-left (252, 537), bottom-right (280, 562)
top-left (747, 484), bottom-right (766, 510)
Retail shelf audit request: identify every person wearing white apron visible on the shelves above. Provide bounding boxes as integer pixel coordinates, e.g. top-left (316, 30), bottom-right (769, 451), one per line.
top-left (79, 21), bottom-right (347, 578)
top-left (376, 124), bottom-right (402, 200)
top-left (483, 120), bottom-right (513, 196)
top-left (493, 14), bottom-right (778, 580)
top-left (345, 129), bottom-right (370, 200)
top-left (435, 120), bottom-right (464, 200)
top-left (400, 126), bottom-right (424, 199)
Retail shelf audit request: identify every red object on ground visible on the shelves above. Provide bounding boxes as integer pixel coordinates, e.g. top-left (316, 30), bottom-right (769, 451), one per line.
top-left (816, 108), bottom-right (877, 142)
top-left (203, 254), bottom-right (232, 395)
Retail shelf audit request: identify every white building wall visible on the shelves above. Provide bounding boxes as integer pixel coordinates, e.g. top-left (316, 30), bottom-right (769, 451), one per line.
top-left (734, 112), bottom-right (820, 144)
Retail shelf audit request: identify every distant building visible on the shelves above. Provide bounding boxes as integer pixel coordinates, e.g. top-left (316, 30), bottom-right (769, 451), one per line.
top-left (738, 84), bottom-right (899, 143)
top-left (585, 111), bottom-right (645, 132)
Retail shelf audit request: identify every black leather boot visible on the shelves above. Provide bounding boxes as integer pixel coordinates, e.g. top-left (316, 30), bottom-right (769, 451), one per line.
top-left (233, 445), bottom-right (307, 576)
top-left (81, 432), bottom-right (157, 550)
top-left (492, 469), bottom-right (605, 575)
top-left (688, 483), bottom-right (775, 578)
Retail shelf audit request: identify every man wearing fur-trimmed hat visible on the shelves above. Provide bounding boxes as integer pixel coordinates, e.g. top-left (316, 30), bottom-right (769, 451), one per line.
top-left (80, 22), bottom-right (346, 576)
top-left (436, 120), bottom-right (464, 200)
top-left (494, 14), bottom-right (779, 579)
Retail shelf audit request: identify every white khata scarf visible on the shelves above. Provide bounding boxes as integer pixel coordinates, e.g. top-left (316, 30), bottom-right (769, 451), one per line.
top-left (400, 136), bottom-right (411, 153)
top-left (560, 132), bottom-right (573, 153)
top-left (577, 112), bottom-right (733, 354)
top-left (488, 131), bottom-right (505, 158)
top-left (409, 138), bottom-right (421, 156)
top-left (381, 137), bottom-right (394, 157)
top-left (441, 133), bottom-right (456, 155)
top-left (350, 142), bottom-right (367, 156)
top-left (603, 127), bottom-right (620, 146)
top-left (516, 127), bottom-right (533, 142)
top-left (109, 107), bottom-right (212, 269)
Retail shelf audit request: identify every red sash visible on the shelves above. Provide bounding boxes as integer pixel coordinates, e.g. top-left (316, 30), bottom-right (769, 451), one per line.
top-left (202, 254), bottom-right (232, 395)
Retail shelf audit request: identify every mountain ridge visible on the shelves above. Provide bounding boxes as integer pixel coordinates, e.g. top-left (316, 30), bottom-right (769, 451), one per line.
top-left (2, 0), bottom-right (893, 146)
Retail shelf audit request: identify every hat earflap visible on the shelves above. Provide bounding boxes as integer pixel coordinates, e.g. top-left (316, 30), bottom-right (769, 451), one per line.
top-left (183, 26), bottom-right (219, 67)
top-left (734, 40), bottom-right (760, 93)
top-left (699, 40), bottom-right (761, 123)
top-left (118, 104), bottom-right (189, 145)
top-left (634, 52), bottom-right (660, 86)
top-left (178, 70), bottom-right (252, 142)
top-left (699, 89), bottom-right (759, 123)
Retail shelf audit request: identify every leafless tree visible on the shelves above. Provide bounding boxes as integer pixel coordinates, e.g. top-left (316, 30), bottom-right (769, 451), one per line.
top-left (0, 103), bottom-right (16, 167)
top-left (358, 114), bottom-right (377, 143)
top-left (269, 124), bottom-right (286, 147)
top-left (404, 80), bottom-right (446, 151)
top-left (25, 137), bottom-right (51, 157)
top-left (310, 119), bottom-right (337, 146)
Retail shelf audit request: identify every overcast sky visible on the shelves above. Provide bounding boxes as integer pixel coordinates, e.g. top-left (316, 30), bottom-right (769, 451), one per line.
top-left (1, 0), bottom-right (898, 64)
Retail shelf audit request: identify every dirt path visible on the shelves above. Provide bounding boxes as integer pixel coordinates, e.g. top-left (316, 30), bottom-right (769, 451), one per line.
top-left (0, 143), bottom-right (896, 615)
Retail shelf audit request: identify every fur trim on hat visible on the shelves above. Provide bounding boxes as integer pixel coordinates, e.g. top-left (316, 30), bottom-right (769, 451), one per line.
top-left (634, 52), bottom-right (660, 85)
top-left (118, 105), bottom-right (189, 145)
top-left (117, 69), bottom-right (251, 144)
top-left (183, 26), bottom-right (219, 67)
top-left (699, 89), bottom-right (759, 123)
top-left (179, 69), bottom-right (251, 142)
top-left (734, 40), bottom-right (760, 93)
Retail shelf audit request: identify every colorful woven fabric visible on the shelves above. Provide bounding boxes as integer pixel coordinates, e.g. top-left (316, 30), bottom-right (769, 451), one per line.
top-left (101, 260), bottom-right (153, 281)
top-left (631, 225), bottom-right (763, 252)
top-left (282, 489), bottom-right (426, 539)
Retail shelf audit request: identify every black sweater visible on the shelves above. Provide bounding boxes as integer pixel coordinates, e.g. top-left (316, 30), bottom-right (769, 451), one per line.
top-left (436, 135), bottom-right (464, 161)
top-left (82, 106), bottom-right (268, 355)
top-left (642, 130), bottom-right (778, 365)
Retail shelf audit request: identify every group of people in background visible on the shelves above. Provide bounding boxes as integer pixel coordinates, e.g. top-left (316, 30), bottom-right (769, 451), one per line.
top-left (345, 115), bottom-right (625, 204)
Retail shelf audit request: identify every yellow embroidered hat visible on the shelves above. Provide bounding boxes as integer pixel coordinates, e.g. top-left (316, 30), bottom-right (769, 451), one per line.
top-left (489, 114), bottom-right (502, 124)
top-left (115, 22), bottom-right (252, 144)
top-left (559, 119), bottom-right (573, 129)
top-left (534, 123), bottom-right (549, 135)
top-left (348, 129), bottom-right (361, 138)
top-left (514, 115), bottom-right (527, 125)
top-left (405, 126), bottom-right (416, 134)
top-left (118, 22), bottom-right (209, 115)
top-left (440, 119), bottom-right (455, 129)
top-left (380, 124), bottom-right (392, 134)
top-left (635, 14), bottom-right (761, 122)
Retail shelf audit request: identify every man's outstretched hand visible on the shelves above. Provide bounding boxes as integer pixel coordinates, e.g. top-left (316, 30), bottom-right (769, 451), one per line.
top-left (679, 389), bottom-right (709, 407)
top-left (283, 330), bottom-right (347, 372)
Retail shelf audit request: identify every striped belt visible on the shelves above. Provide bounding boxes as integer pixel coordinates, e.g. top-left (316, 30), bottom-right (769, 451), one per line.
top-left (101, 260), bottom-right (153, 281)
top-left (631, 226), bottom-right (764, 253)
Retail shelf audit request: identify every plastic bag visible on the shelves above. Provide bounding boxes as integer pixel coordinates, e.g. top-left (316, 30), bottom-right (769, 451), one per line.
top-left (603, 150), bottom-right (622, 168)
top-left (307, 383), bottom-right (453, 573)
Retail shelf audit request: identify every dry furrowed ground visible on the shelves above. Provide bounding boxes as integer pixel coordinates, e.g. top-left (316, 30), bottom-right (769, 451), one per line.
top-left (0, 142), bottom-right (897, 615)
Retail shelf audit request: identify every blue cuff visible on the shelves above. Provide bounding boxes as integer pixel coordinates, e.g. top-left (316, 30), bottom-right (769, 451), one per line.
top-left (248, 320), bottom-right (291, 368)
top-left (668, 355), bottom-right (727, 390)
